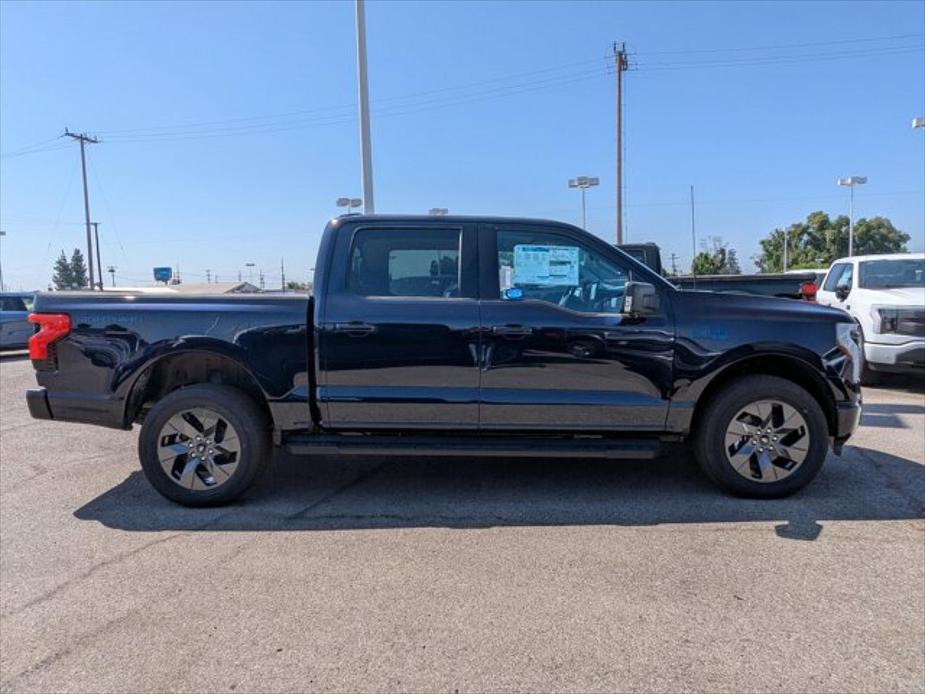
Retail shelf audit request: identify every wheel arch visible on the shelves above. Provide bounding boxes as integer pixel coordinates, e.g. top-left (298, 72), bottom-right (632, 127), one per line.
top-left (689, 353), bottom-right (838, 438)
top-left (123, 349), bottom-right (272, 428)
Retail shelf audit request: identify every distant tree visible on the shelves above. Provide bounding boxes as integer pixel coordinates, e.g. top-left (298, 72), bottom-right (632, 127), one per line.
top-left (755, 211), bottom-right (909, 272)
top-left (51, 250), bottom-right (75, 290)
top-left (69, 249), bottom-right (89, 288)
top-left (691, 236), bottom-right (741, 275)
top-left (285, 280), bottom-right (308, 291)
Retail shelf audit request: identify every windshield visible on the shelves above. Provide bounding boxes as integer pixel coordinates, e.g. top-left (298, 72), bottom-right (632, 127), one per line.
top-left (858, 259), bottom-right (925, 289)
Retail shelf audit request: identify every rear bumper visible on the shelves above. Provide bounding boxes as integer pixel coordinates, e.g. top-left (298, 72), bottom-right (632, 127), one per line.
top-left (26, 388), bottom-right (53, 420)
top-left (26, 387), bottom-right (129, 429)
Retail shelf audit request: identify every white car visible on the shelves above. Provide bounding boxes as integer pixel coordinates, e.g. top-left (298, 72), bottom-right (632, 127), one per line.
top-left (816, 253), bottom-right (925, 383)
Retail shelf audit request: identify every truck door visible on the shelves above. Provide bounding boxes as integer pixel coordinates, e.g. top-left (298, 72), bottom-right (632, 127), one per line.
top-left (477, 223), bottom-right (673, 431)
top-left (318, 221), bottom-right (481, 429)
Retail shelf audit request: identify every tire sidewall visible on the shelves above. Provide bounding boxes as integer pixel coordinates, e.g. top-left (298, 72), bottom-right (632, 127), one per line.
top-left (138, 385), bottom-right (270, 506)
top-left (696, 376), bottom-right (829, 498)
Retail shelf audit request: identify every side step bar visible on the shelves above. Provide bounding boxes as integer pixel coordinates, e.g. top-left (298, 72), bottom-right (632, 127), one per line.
top-left (285, 434), bottom-right (661, 459)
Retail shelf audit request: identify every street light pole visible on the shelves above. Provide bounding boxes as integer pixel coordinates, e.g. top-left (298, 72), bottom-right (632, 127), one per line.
top-left (91, 222), bottom-right (103, 290)
top-left (0, 230), bottom-right (6, 292)
top-left (567, 176), bottom-right (599, 230)
top-left (837, 176), bottom-right (867, 257)
top-left (355, 0), bottom-right (375, 214)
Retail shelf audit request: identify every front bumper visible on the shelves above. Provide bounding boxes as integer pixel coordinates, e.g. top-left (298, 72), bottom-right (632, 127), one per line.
top-left (832, 400), bottom-right (862, 453)
top-left (865, 339), bottom-right (925, 370)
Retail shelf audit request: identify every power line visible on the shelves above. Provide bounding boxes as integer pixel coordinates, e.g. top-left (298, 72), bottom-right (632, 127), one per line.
top-left (638, 32), bottom-right (924, 55)
top-left (637, 44), bottom-right (923, 70)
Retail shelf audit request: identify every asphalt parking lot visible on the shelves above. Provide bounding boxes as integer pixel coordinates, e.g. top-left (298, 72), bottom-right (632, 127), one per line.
top-left (1, 352), bottom-right (923, 694)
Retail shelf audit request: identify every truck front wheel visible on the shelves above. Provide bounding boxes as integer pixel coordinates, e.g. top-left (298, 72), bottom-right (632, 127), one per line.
top-left (693, 375), bottom-right (829, 498)
top-left (138, 384), bottom-right (271, 507)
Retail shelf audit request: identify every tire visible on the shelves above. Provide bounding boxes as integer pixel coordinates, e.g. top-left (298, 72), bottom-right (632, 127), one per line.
top-left (693, 375), bottom-right (829, 498)
top-left (138, 384), bottom-right (271, 507)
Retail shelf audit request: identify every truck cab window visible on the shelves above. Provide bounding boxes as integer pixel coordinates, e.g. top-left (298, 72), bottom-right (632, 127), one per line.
top-left (823, 263), bottom-right (851, 292)
top-left (497, 230), bottom-right (630, 313)
top-left (349, 228), bottom-right (461, 298)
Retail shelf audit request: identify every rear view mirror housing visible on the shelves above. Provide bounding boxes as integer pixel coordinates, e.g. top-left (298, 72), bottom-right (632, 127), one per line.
top-left (835, 286), bottom-right (850, 301)
top-left (622, 281), bottom-right (660, 316)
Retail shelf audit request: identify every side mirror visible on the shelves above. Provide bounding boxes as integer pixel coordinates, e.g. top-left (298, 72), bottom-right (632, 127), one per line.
top-left (622, 281), bottom-right (660, 316)
top-left (835, 286), bottom-right (850, 301)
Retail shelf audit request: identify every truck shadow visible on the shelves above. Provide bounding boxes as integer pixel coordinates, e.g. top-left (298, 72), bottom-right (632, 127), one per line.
top-left (74, 445), bottom-right (923, 540)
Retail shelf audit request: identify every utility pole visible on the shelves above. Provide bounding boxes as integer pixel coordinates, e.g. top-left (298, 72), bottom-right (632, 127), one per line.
top-left (91, 222), bottom-right (103, 289)
top-left (689, 185), bottom-right (697, 280)
top-left (280, 257), bottom-right (286, 291)
top-left (64, 130), bottom-right (99, 290)
top-left (355, 0), bottom-right (375, 213)
top-left (669, 252), bottom-right (679, 276)
top-left (107, 265), bottom-right (116, 287)
top-left (205, 269), bottom-right (212, 284)
top-left (259, 269), bottom-right (265, 291)
top-left (613, 42), bottom-right (629, 244)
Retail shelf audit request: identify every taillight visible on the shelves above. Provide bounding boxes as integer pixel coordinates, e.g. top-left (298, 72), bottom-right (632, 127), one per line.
top-left (800, 281), bottom-right (817, 302)
top-left (28, 313), bottom-right (71, 361)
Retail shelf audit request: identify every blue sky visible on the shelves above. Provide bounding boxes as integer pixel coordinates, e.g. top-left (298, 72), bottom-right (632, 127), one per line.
top-left (1, 0), bottom-right (923, 290)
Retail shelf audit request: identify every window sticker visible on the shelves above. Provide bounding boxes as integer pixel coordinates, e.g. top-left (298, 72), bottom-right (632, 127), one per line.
top-left (513, 245), bottom-right (579, 286)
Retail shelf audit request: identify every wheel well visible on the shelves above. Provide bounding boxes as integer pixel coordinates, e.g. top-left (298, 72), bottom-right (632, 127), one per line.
top-left (690, 355), bottom-right (837, 437)
top-left (125, 351), bottom-right (270, 426)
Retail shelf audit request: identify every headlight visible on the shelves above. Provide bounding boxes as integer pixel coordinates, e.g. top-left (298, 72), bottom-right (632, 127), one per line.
top-left (836, 322), bottom-right (861, 384)
top-left (870, 306), bottom-right (900, 334)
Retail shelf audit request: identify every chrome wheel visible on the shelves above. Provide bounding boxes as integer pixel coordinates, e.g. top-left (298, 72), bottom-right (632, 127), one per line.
top-left (723, 399), bottom-right (810, 483)
top-left (157, 408), bottom-right (240, 490)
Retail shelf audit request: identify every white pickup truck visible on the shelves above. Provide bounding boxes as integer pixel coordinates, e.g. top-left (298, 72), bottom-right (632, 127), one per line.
top-left (816, 253), bottom-right (925, 383)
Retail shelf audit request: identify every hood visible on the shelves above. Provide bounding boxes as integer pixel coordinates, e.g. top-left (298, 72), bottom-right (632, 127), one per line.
top-left (855, 286), bottom-right (925, 306)
top-left (673, 288), bottom-right (851, 321)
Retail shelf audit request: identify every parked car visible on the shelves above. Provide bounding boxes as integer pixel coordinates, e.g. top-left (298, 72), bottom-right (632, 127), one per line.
top-left (26, 215), bottom-right (861, 506)
top-left (816, 253), bottom-right (925, 383)
top-left (0, 292), bottom-right (35, 349)
top-left (617, 243), bottom-right (819, 300)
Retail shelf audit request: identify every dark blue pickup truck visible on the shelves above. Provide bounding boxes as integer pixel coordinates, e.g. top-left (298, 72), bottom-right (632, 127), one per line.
top-left (26, 215), bottom-right (862, 506)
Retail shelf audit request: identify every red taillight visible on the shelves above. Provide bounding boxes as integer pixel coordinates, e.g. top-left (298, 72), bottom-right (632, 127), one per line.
top-left (800, 281), bottom-right (818, 302)
top-left (28, 313), bottom-right (71, 360)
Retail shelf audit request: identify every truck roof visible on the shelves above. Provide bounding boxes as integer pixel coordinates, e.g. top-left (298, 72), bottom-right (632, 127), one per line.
top-left (332, 213), bottom-right (582, 227)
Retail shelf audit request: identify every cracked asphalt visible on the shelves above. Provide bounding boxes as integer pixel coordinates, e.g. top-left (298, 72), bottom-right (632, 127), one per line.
top-left (1, 353), bottom-right (923, 693)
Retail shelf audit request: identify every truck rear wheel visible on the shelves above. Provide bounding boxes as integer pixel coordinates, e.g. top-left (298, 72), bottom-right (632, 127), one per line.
top-left (138, 384), bottom-right (271, 507)
top-left (693, 375), bottom-right (829, 498)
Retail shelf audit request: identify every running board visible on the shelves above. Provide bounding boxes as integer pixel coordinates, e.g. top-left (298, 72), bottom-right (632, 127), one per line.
top-left (284, 434), bottom-right (661, 459)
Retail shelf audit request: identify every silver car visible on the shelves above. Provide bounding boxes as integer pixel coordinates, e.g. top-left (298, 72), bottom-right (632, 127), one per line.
top-left (0, 292), bottom-right (34, 349)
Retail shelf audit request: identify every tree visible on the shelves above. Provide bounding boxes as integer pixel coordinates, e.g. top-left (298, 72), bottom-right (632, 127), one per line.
top-left (691, 236), bottom-right (741, 275)
top-left (285, 280), bottom-right (308, 291)
top-left (755, 211), bottom-right (909, 272)
top-left (69, 249), bottom-right (89, 288)
top-left (51, 250), bottom-right (75, 290)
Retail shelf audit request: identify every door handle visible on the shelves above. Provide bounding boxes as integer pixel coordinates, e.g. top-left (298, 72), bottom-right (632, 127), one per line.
top-left (333, 322), bottom-right (377, 337)
top-left (491, 325), bottom-right (534, 339)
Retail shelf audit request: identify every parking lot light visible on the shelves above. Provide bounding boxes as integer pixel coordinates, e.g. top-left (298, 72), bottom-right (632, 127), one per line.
top-left (567, 176), bottom-right (599, 230)
top-left (836, 176), bottom-right (867, 257)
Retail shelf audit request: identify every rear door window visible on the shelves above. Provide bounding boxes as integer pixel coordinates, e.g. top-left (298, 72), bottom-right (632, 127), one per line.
top-left (348, 228), bottom-right (461, 298)
top-left (0, 297), bottom-right (27, 311)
